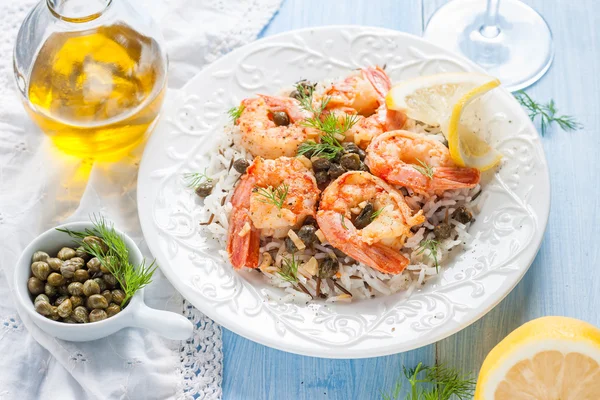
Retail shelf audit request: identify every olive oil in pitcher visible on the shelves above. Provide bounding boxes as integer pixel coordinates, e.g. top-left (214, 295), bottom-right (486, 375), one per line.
top-left (14, 0), bottom-right (168, 158)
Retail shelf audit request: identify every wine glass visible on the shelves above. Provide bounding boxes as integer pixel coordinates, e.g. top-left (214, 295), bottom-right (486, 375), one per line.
top-left (423, 0), bottom-right (554, 92)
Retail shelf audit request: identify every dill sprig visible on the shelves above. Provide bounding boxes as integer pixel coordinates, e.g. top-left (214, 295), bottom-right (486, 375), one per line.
top-left (381, 363), bottom-right (476, 400)
top-left (413, 159), bottom-right (434, 179)
top-left (371, 206), bottom-right (386, 221)
top-left (57, 216), bottom-right (158, 307)
top-left (183, 169), bottom-right (213, 189)
top-left (278, 252), bottom-right (299, 283)
top-left (228, 104), bottom-right (245, 124)
top-left (294, 82), bottom-right (359, 160)
top-left (340, 213), bottom-right (348, 230)
top-left (417, 239), bottom-right (440, 273)
top-left (255, 183), bottom-right (289, 210)
top-left (514, 91), bottom-right (582, 136)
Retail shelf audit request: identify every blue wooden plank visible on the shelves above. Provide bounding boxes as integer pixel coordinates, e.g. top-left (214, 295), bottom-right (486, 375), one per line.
top-left (425, 0), bottom-right (600, 381)
top-left (223, 1), bottom-right (432, 399)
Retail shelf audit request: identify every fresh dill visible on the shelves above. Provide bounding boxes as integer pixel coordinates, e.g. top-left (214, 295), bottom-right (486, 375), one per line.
top-left (340, 213), bottom-right (348, 230)
top-left (228, 104), bottom-right (245, 124)
top-left (417, 239), bottom-right (440, 273)
top-left (294, 82), bottom-right (359, 160)
top-left (278, 252), bottom-right (299, 283)
top-left (57, 215), bottom-right (158, 307)
top-left (183, 169), bottom-right (213, 189)
top-left (255, 183), bottom-right (289, 210)
top-left (514, 91), bottom-right (582, 136)
top-left (381, 363), bottom-right (476, 400)
top-left (413, 159), bottom-right (434, 179)
top-left (371, 206), bottom-right (386, 221)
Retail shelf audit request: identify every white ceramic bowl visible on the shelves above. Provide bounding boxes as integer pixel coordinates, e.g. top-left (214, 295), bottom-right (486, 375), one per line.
top-left (14, 221), bottom-right (193, 341)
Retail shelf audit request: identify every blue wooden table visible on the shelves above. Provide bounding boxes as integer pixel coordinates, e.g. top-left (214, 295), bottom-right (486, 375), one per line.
top-left (223, 1), bottom-right (599, 398)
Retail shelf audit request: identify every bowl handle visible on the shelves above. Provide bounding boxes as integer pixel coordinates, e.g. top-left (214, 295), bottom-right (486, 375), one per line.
top-left (130, 303), bottom-right (193, 340)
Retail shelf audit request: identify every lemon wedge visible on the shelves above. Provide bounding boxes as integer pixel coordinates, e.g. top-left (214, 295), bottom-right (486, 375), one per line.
top-left (386, 73), bottom-right (502, 171)
top-left (475, 316), bottom-right (600, 400)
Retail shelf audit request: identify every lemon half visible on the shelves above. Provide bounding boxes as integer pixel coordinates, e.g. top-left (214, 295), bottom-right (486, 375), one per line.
top-left (475, 316), bottom-right (600, 400)
top-left (386, 72), bottom-right (502, 171)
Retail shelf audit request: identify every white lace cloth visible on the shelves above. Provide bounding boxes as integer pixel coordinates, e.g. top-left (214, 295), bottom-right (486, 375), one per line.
top-left (0, 0), bottom-right (282, 399)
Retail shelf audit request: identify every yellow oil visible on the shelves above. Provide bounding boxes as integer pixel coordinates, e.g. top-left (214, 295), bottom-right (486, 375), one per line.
top-left (25, 23), bottom-right (166, 158)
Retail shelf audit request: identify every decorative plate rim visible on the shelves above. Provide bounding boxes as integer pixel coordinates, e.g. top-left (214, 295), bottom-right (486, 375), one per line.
top-left (137, 25), bottom-right (550, 358)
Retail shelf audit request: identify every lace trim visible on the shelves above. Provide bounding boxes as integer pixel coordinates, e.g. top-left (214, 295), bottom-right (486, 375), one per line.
top-left (177, 300), bottom-right (223, 400)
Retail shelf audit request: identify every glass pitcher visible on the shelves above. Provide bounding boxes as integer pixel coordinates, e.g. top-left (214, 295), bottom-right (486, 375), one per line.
top-left (13, 0), bottom-right (168, 158)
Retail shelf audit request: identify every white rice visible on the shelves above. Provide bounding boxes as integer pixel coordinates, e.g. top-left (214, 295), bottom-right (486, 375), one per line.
top-left (194, 82), bottom-right (482, 303)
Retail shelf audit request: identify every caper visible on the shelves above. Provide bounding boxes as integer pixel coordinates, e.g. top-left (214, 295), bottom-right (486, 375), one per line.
top-left (63, 317), bottom-right (77, 324)
top-left (290, 80), bottom-right (314, 100)
top-left (102, 290), bottom-right (113, 304)
top-left (354, 203), bottom-right (375, 229)
top-left (57, 247), bottom-right (76, 260)
top-left (297, 225), bottom-right (317, 246)
top-left (74, 246), bottom-right (89, 261)
top-left (47, 308), bottom-right (60, 320)
top-left (195, 181), bottom-right (214, 198)
top-left (318, 258), bottom-right (339, 279)
top-left (60, 262), bottom-right (78, 279)
top-left (233, 158), bottom-right (250, 174)
top-left (32, 251), bottom-right (49, 263)
top-left (58, 284), bottom-right (70, 296)
top-left (315, 171), bottom-right (329, 186)
top-left (55, 295), bottom-right (68, 306)
top-left (342, 142), bottom-right (361, 154)
top-left (70, 295), bottom-right (83, 308)
top-left (111, 289), bottom-right (126, 305)
top-left (27, 277), bottom-right (45, 295)
top-left (35, 294), bottom-right (50, 304)
top-left (358, 162), bottom-right (370, 172)
top-left (73, 306), bottom-right (89, 323)
top-left (31, 261), bottom-right (50, 281)
top-left (83, 279), bottom-right (101, 296)
top-left (57, 298), bottom-right (73, 318)
top-left (303, 215), bottom-right (317, 227)
top-left (87, 294), bottom-right (109, 309)
top-left (434, 222), bottom-right (453, 240)
top-left (73, 269), bottom-right (89, 283)
top-left (70, 257), bottom-right (85, 267)
top-left (106, 303), bottom-right (121, 318)
top-left (273, 111), bottom-right (290, 126)
top-left (311, 157), bottom-right (332, 172)
top-left (452, 206), bottom-right (473, 224)
top-left (34, 301), bottom-right (53, 316)
top-left (284, 237), bottom-right (297, 253)
top-left (99, 258), bottom-right (111, 274)
top-left (89, 309), bottom-right (107, 322)
top-left (83, 236), bottom-right (108, 253)
top-left (87, 257), bottom-right (101, 273)
top-left (299, 140), bottom-right (316, 158)
top-left (289, 90), bottom-right (300, 100)
top-left (44, 283), bottom-right (58, 298)
top-left (94, 277), bottom-right (107, 291)
top-left (357, 148), bottom-right (367, 160)
top-left (47, 257), bottom-right (63, 271)
top-left (103, 274), bottom-right (117, 289)
top-left (328, 163), bottom-right (346, 180)
top-left (67, 282), bottom-right (84, 296)
top-left (340, 153), bottom-right (361, 171)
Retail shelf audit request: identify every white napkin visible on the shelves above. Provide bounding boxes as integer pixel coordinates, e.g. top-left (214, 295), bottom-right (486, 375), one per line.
top-left (0, 0), bottom-right (282, 399)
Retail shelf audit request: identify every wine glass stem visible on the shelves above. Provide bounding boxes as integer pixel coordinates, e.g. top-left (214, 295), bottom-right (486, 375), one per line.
top-left (481, 0), bottom-right (501, 38)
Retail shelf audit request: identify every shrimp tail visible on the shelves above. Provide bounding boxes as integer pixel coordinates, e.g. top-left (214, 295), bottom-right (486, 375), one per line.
top-left (431, 167), bottom-right (481, 192)
top-left (361, 66), bottom-right (391, 100)
top-left (227, 176), bottom-right (260, 269)
top-left (316, 210), bottom-right (410, 275)
top-left (258, 94), bottom-right (309, 122)
top-left (370, 163), bottom-right (431, 194)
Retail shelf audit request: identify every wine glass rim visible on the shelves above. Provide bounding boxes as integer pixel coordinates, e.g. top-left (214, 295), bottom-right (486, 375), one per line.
top-left (46, 0), bottom-right (113, 23)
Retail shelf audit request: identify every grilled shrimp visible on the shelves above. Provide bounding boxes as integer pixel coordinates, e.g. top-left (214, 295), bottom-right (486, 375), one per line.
top-left (321, 66), bottom-right (407, 148)
top-left (237, 95), bottom-right (314, 159)
top-left (365, 130), bottom-right (481, 194)
top-left (227, 156), bottom-right (320, 269)
top-left (316, 171), bottom-right (425, 275)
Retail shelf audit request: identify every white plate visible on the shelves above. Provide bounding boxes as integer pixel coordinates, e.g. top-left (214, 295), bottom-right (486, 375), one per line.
top-left (137, 26), bottom-right (549, 358)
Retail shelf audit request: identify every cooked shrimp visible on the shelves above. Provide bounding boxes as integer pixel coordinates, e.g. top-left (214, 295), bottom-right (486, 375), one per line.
top-left (316, 172), bottom-right (425, 275)
top-left (321, 66), bottom-right (407, 148)
top-left (227, 156), bottom-right (320, 269)
top-left (365, 130), bottom-right (481, 194)
top-left (237, 95), bottom-right (314, 159)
